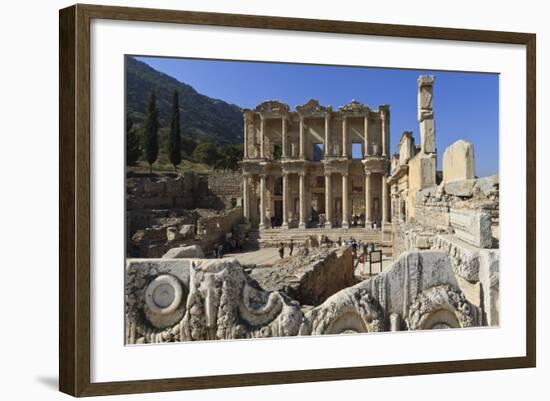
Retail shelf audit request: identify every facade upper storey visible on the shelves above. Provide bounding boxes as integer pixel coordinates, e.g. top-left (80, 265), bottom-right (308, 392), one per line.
top-left (242, 99), bottom-right (391, 163)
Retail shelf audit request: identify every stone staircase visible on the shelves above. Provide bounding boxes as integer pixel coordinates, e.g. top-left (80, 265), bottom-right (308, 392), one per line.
top-left (247, 227), bottom-right (393, 255)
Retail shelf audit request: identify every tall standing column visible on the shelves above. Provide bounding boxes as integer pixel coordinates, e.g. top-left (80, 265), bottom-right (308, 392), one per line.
top-left (299, 172), bottom-right (306, 229)
top-left (342, 116), bottom-right (348, 158)
top-left (243, 113), bottom-right (248, 159)
top-left (342, 172), bottom-right (349, 228)
top-left (282, 172), bottom-right (289, 229)
top-left (364, 115), bottom-right (370, 157)
top-left (299, 116), bottom-right (305, 158)
top-left (382, 175), bottom-right (388, 225)
top-left (325, 172), bottom-right (332, 229)
top-left (260, 115), bottom-right (265, 159)
top-left (243, 175), bottom-right (249, 222)
top-left (259, 174), bottom-right (266, 230)
top-left (381, 110), bottom-right (387, 157)
top-left (364, 171), bottom-right (372, 226)
top-left (324, 114), bottom-right (330, 157)
top-left (281, 117), bottom-right (287, 158)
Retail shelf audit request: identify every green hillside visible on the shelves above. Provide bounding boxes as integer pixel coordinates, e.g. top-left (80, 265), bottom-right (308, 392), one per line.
top-left (125, 56), bottom-right (243, 146)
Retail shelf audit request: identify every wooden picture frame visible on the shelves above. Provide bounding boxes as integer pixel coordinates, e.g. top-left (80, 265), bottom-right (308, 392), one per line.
top-left (59, 3), bottom-right (536, 397)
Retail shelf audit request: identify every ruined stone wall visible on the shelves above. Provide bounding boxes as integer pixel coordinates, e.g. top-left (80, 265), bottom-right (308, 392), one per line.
top-left (249, 247), bottom-right (354, 306)
top-left (198, 171), bottom-right (243, 210)
top-left (196, 207), bottom-right (244, 252)
top-left (391, 175), bottom-right (500, 326)
top-left (412, 175), bottom-right (499, 230)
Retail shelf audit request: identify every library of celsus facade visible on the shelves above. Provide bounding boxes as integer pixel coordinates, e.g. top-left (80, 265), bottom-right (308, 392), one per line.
top-left (240, 95), bottom-right (394, 231)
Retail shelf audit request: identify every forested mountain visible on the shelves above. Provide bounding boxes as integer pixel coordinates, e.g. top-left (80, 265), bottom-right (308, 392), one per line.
top-left (126, 57), bottom-right (243, 145)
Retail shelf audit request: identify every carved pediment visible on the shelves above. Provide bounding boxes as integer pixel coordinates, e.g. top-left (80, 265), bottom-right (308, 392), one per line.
top-left (339, 99), bottom-right (369, 114)
top-left (255, 100), bottom-right (290, 114)
top-left (296, 99), bottom-right (331, 116)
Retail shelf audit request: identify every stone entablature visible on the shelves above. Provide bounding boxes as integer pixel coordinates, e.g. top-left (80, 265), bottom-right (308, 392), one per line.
top-left (241, 98), bottom-right (392, 231)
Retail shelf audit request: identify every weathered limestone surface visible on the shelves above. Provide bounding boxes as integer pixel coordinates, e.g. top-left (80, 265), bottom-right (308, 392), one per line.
top-left (162, 244), bottom-right (205, 259)
top-left (302, 251), bottom-right (480, 334)
top-left (249, 247), bottom-right (354, 306)
top-left (126, 250), bottom-right (485, 343)
top-left (126, 258), bottom-right (304, 344)
top-left (449, 208), bottom-right (492, 248)
top-left (443, 140), bottom-right (475, 183)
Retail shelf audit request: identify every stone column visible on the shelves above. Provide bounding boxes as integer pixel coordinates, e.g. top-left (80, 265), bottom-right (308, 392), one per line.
top-left (382, 175), bottom-right (388, 225)
top-left (324, 114), bottom-right (330, 157)
top-left (299, 116), bottom-right (305, 158)
top-left (260, 115), bottom-right (266, 159)
top-left (281, 117), bottom-right (287, 158)
top-left (299, 172), bottom-right (306, 229)
top-left (325, 172), bottom-right (332, 229)
top-left (381, 110), bottom-right (387, 157)
top-left (259, 174), bottom-right (266, 230)
top-left (243, 175), bottom-right (249, 222)
top-left (342, 116), bottom-right (348, 158)
top-left (364, 115), bottom-right (370, 157)
top-left (342, 172), bottom-right (349, 228)
top-left (282, 172), bottom-right (289, 229)
top-left (243, 113), bottom-right (248, 159)
top-left (364, 171), bottom-right (372, 226)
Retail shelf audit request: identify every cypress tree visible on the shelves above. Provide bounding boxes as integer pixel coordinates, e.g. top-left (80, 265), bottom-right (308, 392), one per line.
top-left (126, 114), bottom-right (141, 166)
top-left (168, 90), bottom-right (182, 171)
top-left (143, 91), bottom-right (159, 175)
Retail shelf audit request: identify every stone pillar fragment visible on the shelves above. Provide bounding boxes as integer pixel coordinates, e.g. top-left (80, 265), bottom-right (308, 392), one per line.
top-left (442, 139), bottom-right (475, 183)
top-left (259, 174), bottom-right (266, 230)
top-left (260, 116), bottom-right (266, 159)
top-left (364, 172), bottom-right (372, 225)
top-left (364, 115), bottom-right (370, 157)
top-left (282, 173), bottom-right (289, 229)
top-left (417, 75), bottom-right (436, 154)
top-left (382, 175), bottom-right (388, 224)
top-left (299, 172), bottom-right (306, 229)
top-left (342, 172), bottom-right (349, 228)
top-left (325, 173), bottom-right (332, 228)
top-left (243, 175), bottom-right (249, 222)
top-left (342, 117), bottom-right (348, 158)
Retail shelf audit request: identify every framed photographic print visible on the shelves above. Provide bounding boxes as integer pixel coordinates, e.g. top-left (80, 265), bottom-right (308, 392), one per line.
top-left (59, 3), bottom-right (536, 397)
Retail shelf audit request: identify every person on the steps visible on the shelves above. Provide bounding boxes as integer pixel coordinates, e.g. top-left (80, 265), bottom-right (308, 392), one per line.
top-left (278, 242), bottom-right (285, 259)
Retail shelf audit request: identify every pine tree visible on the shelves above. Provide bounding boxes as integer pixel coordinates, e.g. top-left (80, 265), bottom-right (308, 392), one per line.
top-left (126, 115), bottom-right (141, 166)
top-left (143, 91), bottom-right (159, 175)
top-left (168, 90), bottom-right (182, 171)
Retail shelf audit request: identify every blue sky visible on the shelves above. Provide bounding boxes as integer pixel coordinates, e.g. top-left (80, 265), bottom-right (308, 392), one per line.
top-left (135, 56), bottom-right (499, 177)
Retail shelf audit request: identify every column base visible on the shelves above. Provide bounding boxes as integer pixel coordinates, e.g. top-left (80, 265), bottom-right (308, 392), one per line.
top-left (259, 223), bottom-right (265, 231)
top-left (325, 221), bottom-right (332, 229)
top-left (282, 222), bottom-right (289, 229)
top-left (298, 222), bottom-right (306, 229)
top-left (364, 221), bottom-right (372, 229)
top-left (342, 221), bottom-right (349, 229)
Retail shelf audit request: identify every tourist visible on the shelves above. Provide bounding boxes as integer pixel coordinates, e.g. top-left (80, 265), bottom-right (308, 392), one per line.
top-left (289, 239), bottom-right (294, 256)
top-left (363, 242), bottom-right (369, 259)
top-left (278, 242), bottom-right (285, 259)
top-left (303, 246), bottom-right (309, 256)
top-left (217, 244), bottom-right (224, 258)
top-left (213, 244), bottom-right (218, 258)
top-left (337, 237), bottom-right (342, 247)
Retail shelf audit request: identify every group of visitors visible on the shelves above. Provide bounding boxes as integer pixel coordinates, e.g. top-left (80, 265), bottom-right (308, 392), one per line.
top-left (278, 239), bottom-right (296, 259)
top-left (337, 236), bottom-right (376, 262)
